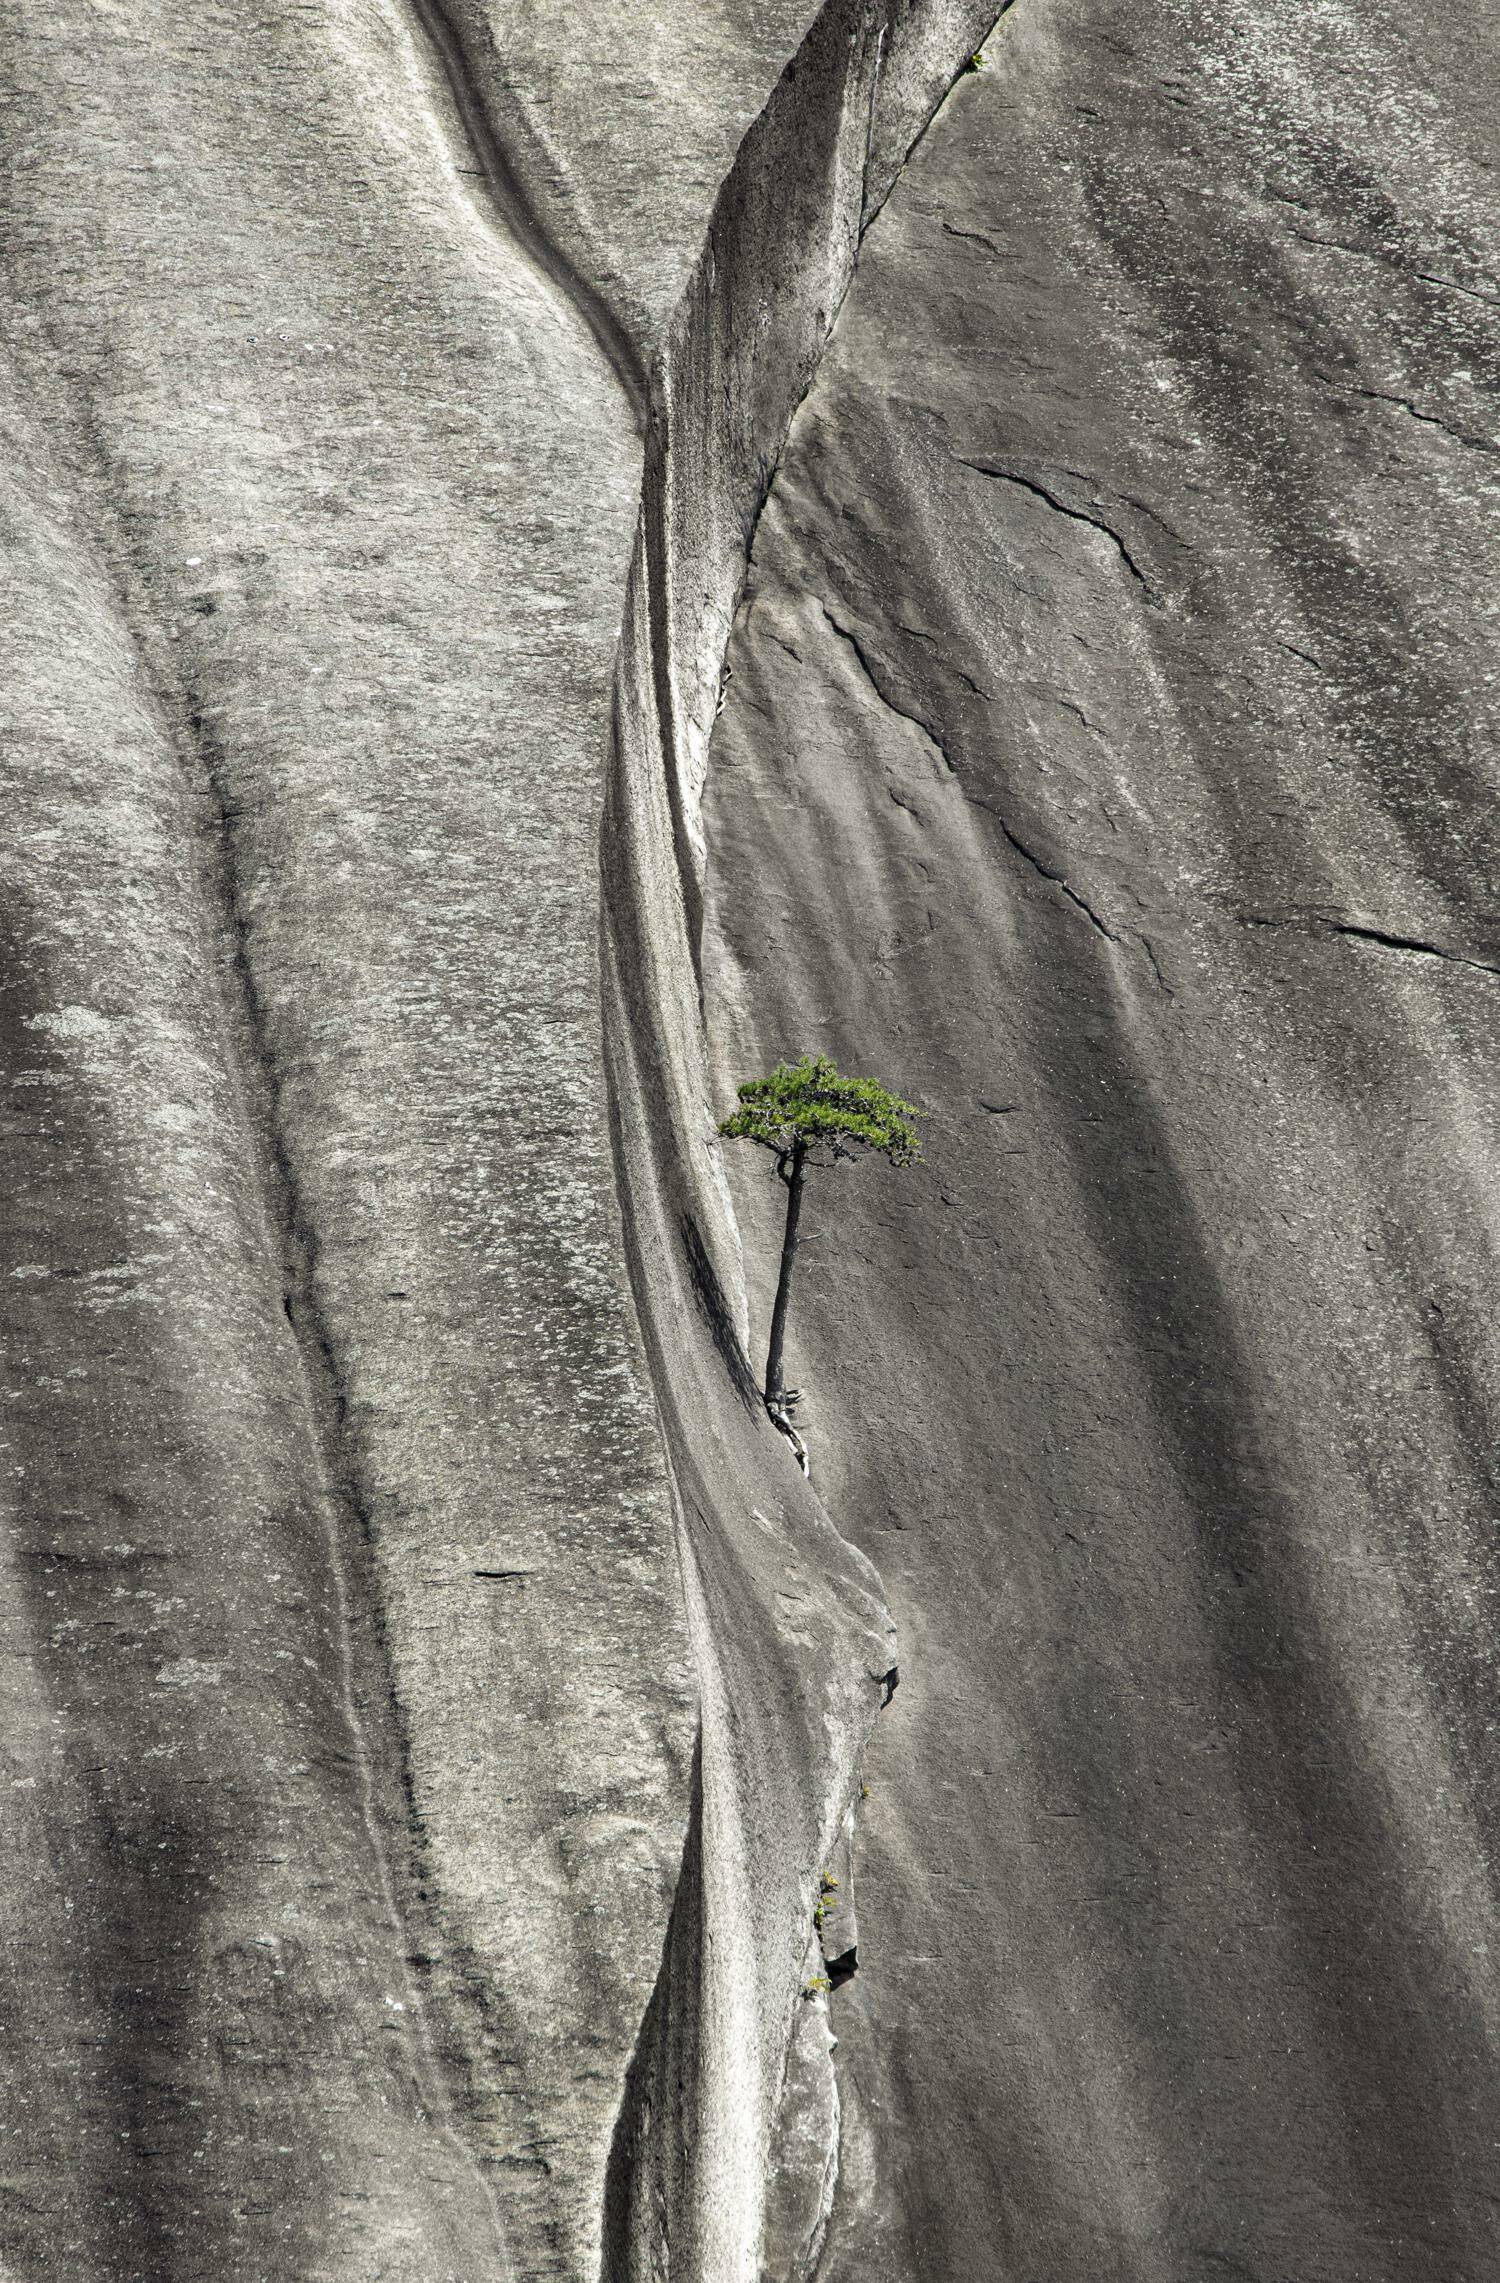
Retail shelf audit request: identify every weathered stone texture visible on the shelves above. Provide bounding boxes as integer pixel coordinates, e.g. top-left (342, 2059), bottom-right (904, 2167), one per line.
top-left (0, 0), bottom-right (692, 2271)
top-left (0, 0), bottom-right (1002, 2271)
top-left (7, 0), bottom-right (1497, 2273)
top-left (702, 3), bottom-right (1500, 2275)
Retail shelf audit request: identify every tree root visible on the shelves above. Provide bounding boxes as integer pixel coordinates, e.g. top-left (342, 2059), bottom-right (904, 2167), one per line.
top-left (766, 1388), bottom-right (811, 1477)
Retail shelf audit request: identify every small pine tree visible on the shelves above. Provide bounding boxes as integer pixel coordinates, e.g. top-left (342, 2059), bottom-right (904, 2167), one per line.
top-left (718, 1055), bottom-right (923, 1458)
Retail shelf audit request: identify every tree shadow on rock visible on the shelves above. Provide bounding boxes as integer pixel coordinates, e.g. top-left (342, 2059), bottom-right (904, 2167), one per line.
top-left (679, 1213), bottom-right (761, 1414)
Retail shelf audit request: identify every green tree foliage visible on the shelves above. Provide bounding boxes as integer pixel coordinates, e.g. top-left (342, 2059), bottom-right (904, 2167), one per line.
top-left (718, 1054), bottom-right (922, 1172)
top-left (718, 1056), bottom-right (923, 1465)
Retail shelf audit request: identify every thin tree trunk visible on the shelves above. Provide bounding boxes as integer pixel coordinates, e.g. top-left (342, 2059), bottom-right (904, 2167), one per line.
top-left (764, 1148), bottom-right (805, 1405)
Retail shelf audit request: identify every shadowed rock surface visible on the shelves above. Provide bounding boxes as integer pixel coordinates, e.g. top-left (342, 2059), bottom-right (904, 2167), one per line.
top-left (702, 3), bottom-right (1500, 2276)
top-left (3, 0), bottom-right (1498, 2275)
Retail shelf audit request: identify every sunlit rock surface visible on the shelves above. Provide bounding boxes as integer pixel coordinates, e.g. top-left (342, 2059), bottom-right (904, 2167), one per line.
top-left (0, 0), bottom-right (984, 2274)
top-left (0, 3), bottom-right (680, 2273)
top-left (3, 0), bottom-right (1497, 2276)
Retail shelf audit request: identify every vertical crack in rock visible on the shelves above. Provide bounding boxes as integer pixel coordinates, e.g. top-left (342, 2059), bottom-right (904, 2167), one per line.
top-left (596, 4), bottom-right (1016, 2275)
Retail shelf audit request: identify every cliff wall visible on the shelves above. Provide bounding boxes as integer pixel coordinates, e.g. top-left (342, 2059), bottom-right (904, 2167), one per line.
top-left (0, 2), bottom-right (999, 2274)
top-left (701, 4), bottom-right (1500, 2274)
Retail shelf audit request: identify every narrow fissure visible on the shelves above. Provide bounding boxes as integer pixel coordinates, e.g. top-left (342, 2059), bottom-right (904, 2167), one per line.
top-left (404, 0), bottom-right (647, 425)
top-left (952, 454), bottom-right (1157, 592)
top-left (1242, 910), bottom-right (1500, 979)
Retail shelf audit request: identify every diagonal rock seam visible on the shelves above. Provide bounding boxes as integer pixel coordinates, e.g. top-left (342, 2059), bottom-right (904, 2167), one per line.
top-left (967, 787), bottom-right (1121, 943)
top-left (821, 601), bottom-right (958, 761)
top-left (941, 215), bottom-right (1006, 259)
top-left (1346, 383), bottom-right (1498, 455)
top-left (1242, 910), bottom-right (1500, 979)
top-left (952, 453), bottom-right (1159, 592)
top-left (819, 601), bottom-right (1121, 944)
top-left (1311, 368), bottom-right (1498, 458)
top-left (1288, 228), bottom-right (1500, 312)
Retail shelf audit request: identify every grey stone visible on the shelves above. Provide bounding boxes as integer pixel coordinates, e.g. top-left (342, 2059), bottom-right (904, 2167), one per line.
top-left (6, 0), bottom-right (1496, 2272)
top-left (702, 2), bottom-right (1500, 2275)
top-left (0, 0), bottom-right (996, 2271)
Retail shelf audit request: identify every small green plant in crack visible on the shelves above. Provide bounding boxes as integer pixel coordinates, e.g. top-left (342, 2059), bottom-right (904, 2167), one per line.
top-left (803, 1974), bottom-right (832, 2000)
top-left (812, 1872), bottom-right (840, 1933)
top-left (964, 49), bottom-right (987, 71)
top-left (718, 1055), bottom-right (923, 1473)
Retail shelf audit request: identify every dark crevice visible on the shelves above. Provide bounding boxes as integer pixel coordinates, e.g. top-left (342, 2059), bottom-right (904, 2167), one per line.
top-left (860, 24), bottom-right (888, 226)
top-left (1241, 911), bottom-right (1500, 979)
top-left (1054, 693), bottom-right (1105, 737)
top-left (1351, 386), bottom-right (1497, 454)
top-left (1349, 384), bottom-right (1497, 454)
top-left (1135, 931), bottom-right (1174, 997)
top-left (896, 621), bottom-right (989, 697)
top-left (821, 603), bottom-right (955, 765)
top-left (950, 456), bottom-right (1158, 594)
top-left (404, 0), bottom-right (648, 427)
top-left (723, 4), bottom-right (1020, 795)
top-left (1289, 227), bottom-right (1402, 265)
top-left (941, 217), bottom-right (1005, 260)
top-left (1313, 371), bottom-right (1498, 457)
top-left (965, 788), bottom-right (1121, 944)
top-left (680, 1211), bottom-right (762, 1414)
top-left (1411, 271), bottom-right (1500, 311)
top-left (1286, 227), bottom-right (1500, 312)
top-left (819, 602), bottom-right (1123, 946)
top-left (1110, 486), bottom-right (1186, 547)
top-left (643, 484), bottom-right (704, 965)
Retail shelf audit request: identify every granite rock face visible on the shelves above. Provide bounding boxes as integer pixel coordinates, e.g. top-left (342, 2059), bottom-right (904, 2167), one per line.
top-left (702, 3), bottom-right (1500, 2276)
top-left (0, 0), bottom-right (990, 2276)
top-left (0, 3), bottom-right (680, 2272)
top-left (3, 0), bottom-right (1498, 2277)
